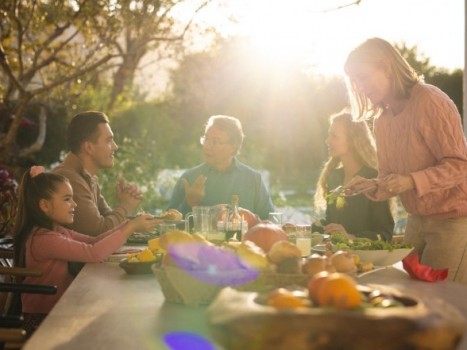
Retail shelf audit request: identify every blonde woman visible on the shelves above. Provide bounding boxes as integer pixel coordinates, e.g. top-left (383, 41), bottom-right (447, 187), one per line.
top-left (314, 111), bottom-right (394, 241)
top-left (344, 37), bottom-right (467, 284)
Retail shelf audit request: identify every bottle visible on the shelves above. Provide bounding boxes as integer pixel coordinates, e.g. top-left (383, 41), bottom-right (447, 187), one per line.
top-left (225, 195), bottom-right (247, 241)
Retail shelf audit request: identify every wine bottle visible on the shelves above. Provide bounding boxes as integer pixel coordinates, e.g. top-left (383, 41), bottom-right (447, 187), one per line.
top-left (225, 195), bottom-right (247, 241)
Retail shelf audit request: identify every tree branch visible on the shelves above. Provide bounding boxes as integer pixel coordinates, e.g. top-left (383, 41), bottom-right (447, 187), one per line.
top-left (19, 105), bottom-right (47, 157)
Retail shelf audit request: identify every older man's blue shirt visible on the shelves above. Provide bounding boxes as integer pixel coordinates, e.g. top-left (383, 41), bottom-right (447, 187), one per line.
top-left (168, 158), bottom-right (274, 219)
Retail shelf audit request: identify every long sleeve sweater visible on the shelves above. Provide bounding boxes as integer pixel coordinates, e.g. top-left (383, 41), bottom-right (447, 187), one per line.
top-left (22, 223), bottom-right (127, 314)
top-left (52, 153), bottom-right (128, 236)
top-left (371, 83), bottom-right (467, 219)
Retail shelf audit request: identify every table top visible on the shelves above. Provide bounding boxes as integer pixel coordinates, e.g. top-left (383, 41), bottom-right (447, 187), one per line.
top-left (23, 261), bottom-right (467, 350)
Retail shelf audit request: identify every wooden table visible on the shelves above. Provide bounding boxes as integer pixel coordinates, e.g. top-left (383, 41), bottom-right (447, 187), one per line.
top-left (22, 261), bottom-right (222, 350)
top-left (23, 262), bottom-right (467, 350)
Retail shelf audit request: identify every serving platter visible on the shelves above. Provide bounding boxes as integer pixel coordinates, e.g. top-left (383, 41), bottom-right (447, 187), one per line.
top-left (207, 286), bottom-right (467, 350)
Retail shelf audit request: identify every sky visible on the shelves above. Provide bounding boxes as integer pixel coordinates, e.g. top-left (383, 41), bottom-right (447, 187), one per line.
top-left (193, 0), bottom-right (464, 75)
top-left (142, 0), bottom-right (464, 97)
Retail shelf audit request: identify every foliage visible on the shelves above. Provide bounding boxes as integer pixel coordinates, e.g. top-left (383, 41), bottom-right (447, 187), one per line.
top-left (0, 164), bottom-right (18, 236)
top-left (99, 102), bottom-right (196, 211)
top-left (396, 42), bottom-right (463, 116)
top-left (0, 0), bottom-right (116, 163)
top-left (0, 0), bottom-right (217, 165)
top-left (169, 38), bottom-right (347, 193)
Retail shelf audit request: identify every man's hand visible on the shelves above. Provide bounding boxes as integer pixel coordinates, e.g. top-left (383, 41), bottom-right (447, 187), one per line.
top-left (116, 177), bottom-right (143, 214)
top-left (182, 175), bottom-right (207, 207)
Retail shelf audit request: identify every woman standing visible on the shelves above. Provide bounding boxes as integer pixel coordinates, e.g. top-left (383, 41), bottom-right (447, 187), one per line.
top-left (314, 111), bottom-right (394, 242)
top-left (344, 37), bottom-right (467, 284)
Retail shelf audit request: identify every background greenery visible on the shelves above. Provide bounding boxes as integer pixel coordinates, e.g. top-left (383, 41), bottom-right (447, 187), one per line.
top-left (1, 1), bottom-right (463, 218)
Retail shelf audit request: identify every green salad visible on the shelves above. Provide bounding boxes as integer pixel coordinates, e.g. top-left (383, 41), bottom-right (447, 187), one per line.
top-left (330, 231), bottom-right (413, 251)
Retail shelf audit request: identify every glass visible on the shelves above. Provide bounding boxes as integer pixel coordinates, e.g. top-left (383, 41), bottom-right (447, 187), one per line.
top-left (268, 212), bottom-right (283, 226)
top-left (158, 223), bottom-right (176, 235)
top-left (199, 136), bottom-right (230, 147)
top-left (185, 206), bottom-right (213, 234)
top-left (296, 237), bottom-right (311, 257)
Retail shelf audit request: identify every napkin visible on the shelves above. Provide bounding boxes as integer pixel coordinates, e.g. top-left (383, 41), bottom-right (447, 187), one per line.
top-left (402, 252), bottom-right (448, 282)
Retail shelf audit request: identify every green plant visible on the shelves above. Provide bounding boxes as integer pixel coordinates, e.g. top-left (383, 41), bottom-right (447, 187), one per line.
top-left (0, 165), bottom-right (18, 236)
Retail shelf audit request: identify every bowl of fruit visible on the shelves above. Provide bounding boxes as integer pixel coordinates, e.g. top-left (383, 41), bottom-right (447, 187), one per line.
top-left (119, 248), bottom-right (162, 275)
top-left (207, 272), bottom-right (466, 350)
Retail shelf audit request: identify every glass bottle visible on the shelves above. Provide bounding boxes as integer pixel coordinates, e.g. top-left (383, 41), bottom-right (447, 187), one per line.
top-left (225, 195), bottom-right (247, 241)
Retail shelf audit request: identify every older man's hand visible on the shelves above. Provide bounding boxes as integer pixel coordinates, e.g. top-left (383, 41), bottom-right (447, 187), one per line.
top-left (182, 175), bottom-right (207, 207)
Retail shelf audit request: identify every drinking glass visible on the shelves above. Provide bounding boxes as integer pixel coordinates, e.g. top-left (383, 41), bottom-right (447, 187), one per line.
top-left (268, 212), bottom-right (283, 226)
top-left (159, 223), bottom-right (176, 235)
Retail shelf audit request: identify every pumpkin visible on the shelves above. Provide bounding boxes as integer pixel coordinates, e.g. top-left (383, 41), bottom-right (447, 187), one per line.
top-left (239, 208), bottom-right (260, 229)
top-left (243, 221), bottom-right (288, 253)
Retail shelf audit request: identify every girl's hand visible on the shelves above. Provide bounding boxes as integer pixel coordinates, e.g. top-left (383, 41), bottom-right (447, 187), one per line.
top-left (129, 214), bottom-right (161, 234)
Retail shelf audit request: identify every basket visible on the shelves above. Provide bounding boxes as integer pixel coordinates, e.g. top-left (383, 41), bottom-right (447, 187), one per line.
top-left (152, 265), bottom-right (310, 306)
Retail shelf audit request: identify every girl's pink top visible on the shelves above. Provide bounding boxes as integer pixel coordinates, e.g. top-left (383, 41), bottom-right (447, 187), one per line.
top-left (372, 83), bottom-right (467, 219)
top-left (22, 223), bottom-right (127, 314)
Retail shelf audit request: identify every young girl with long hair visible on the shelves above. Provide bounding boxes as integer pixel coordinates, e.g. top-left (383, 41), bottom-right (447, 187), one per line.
top-left (13, 166), bottom-right (158, 333)
top-left (314, 111), bottom-right (394, 241)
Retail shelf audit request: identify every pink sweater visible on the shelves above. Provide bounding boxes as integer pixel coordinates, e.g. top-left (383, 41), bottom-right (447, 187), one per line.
top-left (373, 83), bottom-right (467, 219)
top-left (22, 224), bottom-right (127, 314)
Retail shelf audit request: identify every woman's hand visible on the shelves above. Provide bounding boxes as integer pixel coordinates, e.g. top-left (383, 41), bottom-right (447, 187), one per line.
top-left (379, 174), bottom-right (415, 195)
top-left (345, 176), bottom-right (377, 196)
top-left (323, 223), bottom-right (356, 240)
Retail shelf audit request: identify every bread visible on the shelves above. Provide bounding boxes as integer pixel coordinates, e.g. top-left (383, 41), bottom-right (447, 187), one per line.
top-left (267, 241), bottom-right (302, 264)
top-left (159, 209), bottom-right (183, 221)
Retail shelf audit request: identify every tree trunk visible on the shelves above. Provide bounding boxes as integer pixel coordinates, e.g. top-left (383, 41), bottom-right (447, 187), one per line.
top-left (108, 47), bottom-right (147, 110)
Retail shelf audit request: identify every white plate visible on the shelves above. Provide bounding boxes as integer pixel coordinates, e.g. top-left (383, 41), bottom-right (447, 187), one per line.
top-left (351, 248), bottom-right (414, 266)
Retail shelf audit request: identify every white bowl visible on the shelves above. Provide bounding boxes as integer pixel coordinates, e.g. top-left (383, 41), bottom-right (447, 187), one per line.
top-left (351, 248), bottom-right (414, 266)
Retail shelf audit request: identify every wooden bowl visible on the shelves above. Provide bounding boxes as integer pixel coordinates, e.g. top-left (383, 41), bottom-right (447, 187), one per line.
top-left (119, 258), bottom-right (158, 275)
top-left (207, 286), bottom-right (466, 350)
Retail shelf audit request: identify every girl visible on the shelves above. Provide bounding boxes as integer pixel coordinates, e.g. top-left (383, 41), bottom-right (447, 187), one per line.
top-left (13, 166), bottom-right (158, 333)
top-left (314, 111), bottom-right (394, 241)
top-left (344, 37), bottom-right (467, 284)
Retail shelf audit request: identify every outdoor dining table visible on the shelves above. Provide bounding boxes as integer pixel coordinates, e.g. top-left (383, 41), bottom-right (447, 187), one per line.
top-left (23, 256), bottom-right (467, 350)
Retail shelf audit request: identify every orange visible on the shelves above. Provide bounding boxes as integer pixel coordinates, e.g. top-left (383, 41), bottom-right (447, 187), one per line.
top-left (316, 273), bottom-right (362, 309)
top-left (267, 288), bottom-right (308, 309)
top-left (307, 271), bottom-right (330, 304)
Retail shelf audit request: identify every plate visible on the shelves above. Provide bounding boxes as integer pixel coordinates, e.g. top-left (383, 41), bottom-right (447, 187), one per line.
top-left (351, 248), bottom-right (414, 266)
top-left (119, 258), bottom-right (159, 274)
top-left (127, 232), bottom-right (159, 245)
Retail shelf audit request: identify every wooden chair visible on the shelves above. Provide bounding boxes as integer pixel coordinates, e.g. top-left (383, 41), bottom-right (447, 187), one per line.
top-left (0, 265), bottom-right (57, 350)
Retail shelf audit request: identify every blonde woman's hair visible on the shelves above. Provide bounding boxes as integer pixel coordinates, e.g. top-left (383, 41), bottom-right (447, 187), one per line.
top-left (344, 37), bottom-right (422, 121)
top-left (314, 111), bottom-right (378, 213)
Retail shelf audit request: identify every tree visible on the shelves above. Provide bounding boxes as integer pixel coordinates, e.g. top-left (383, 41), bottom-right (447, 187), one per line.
top-left (396, 42), bottom-right (463, 116)
top-left (0, 0), bottom-right (116, 165)
top-left (168, 38), bottom-right (348, 189)
top-left (105, 0), bottom-right (213, 110)
top-left (0, 0), bottom-right (217, 166)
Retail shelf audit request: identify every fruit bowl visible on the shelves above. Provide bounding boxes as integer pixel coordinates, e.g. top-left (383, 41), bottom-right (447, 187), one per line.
top-left (119, 258), bottom-right (159, 275)
top-left (207, 286), bottom-right (466, 350)
top-left (350, 248), bottom-right (414, 266)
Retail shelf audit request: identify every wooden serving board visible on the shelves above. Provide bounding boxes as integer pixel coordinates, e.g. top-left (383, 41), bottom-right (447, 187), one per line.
top-left (207, 286), bottom-right (467, 350)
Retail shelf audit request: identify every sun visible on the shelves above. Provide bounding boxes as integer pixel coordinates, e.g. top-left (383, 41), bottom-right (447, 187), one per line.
top-left (189, 0), bottom-right (364, 76)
